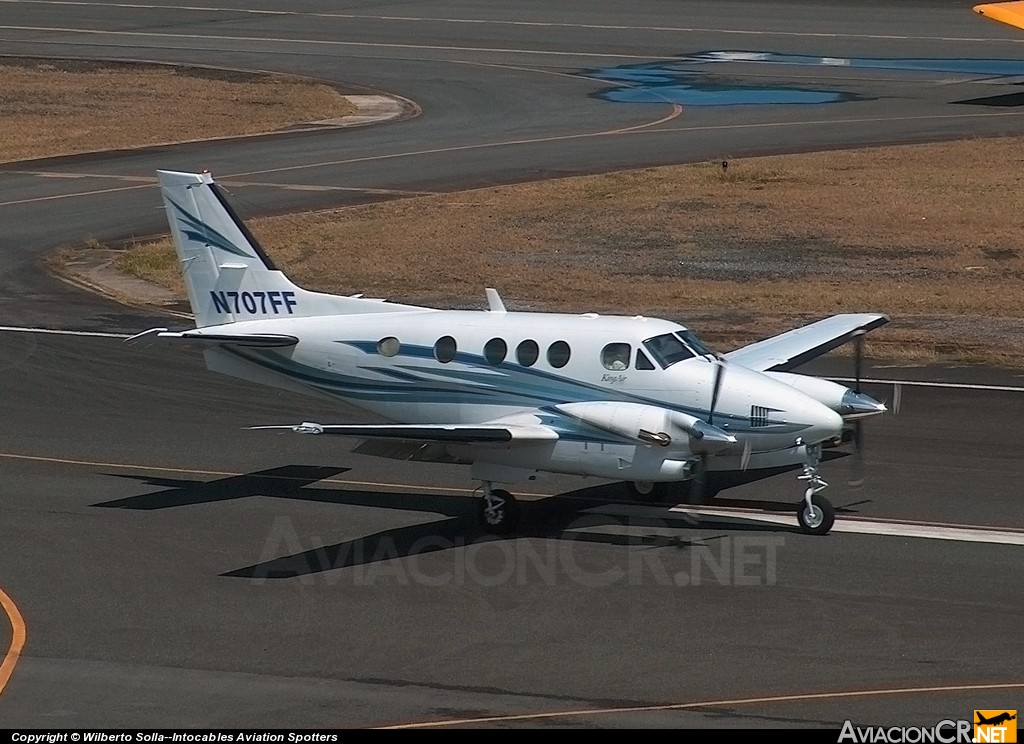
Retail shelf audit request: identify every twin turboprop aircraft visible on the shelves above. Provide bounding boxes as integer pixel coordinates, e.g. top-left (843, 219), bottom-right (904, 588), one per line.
top-left (131, 170), bottom-right (889, 536)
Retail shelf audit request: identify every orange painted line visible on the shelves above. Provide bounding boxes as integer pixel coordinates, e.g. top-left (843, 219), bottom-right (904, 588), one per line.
top-left (379, 680), bottom-right (1024, 728)
top-left (0, 586), bottom-right (26, 698)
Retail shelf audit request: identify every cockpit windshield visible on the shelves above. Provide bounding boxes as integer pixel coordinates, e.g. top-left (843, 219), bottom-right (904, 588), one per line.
top-left (677, 329), bottom-right (713, 358)
top-left (642, 331), bottom-right (713, 369)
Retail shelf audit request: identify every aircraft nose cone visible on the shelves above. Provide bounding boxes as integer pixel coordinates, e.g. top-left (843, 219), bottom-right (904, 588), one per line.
top-left (840, 389), bottom-right (887, 418)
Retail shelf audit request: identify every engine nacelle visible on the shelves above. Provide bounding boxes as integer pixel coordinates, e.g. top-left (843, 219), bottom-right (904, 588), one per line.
top-left (766, 372), bottom-right (886, 419)
top-left (554, 401), bottom-right (735, 454)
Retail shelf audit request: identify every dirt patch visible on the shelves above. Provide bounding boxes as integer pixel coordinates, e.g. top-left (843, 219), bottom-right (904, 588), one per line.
top-left (72, 136), bottom-right (1024, 365)
top-left (0, 58), bottom-right (357, 161)
top-left (19, 58), bottom-right (1024, 365)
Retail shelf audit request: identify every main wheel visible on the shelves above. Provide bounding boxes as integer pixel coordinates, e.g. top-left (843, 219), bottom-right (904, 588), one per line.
top-left (625, 480), bottom-right (669, 503)
top-left (477, 488), bottom-right (521, 535)
top-left (796, 491), bottom-right (835, 535)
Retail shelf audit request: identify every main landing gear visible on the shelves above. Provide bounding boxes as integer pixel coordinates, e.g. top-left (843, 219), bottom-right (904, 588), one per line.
top-left (477, 482), bottom-right (521, 535)
top-left (796, 444), bottom-right (835, 536)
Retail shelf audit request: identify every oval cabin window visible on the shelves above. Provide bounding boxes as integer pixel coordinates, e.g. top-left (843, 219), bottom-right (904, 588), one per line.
top-left (516, 339), bottom-right (539, 367)
top-left (602, 343), bottom-right (631, 371)
top-left (547, 340), bottom-right (571, 369)
top-left (377, 336), bottom-right (400, 357)
top-left (484, 337), bottom-right (507, 365)
top-left (434, 336), bottom-right (457, 363)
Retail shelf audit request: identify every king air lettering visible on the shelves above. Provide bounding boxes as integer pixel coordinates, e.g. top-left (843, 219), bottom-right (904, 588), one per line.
top-left (210, 290), bottom-right (297, 315)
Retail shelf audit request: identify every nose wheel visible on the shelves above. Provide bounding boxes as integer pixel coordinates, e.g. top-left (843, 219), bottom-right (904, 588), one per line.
top-left (797, 490), bottom-right (835, 535)
top-left (795, 445), bottom-right (835, 535)
top-left (477, 482), bottom-right (521, 535)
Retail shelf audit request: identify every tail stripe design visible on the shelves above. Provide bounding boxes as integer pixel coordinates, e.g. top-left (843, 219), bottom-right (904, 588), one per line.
top-left (167, 196), bottom-right (255, 260)
top-left (207, 182), bottom-right (280, 270)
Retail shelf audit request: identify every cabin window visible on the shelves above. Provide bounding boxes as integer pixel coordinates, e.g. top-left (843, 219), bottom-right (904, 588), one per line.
top-left (484, 337), bottom-right (507, 365)
top-left (635, 349), bottom-right (655, 370)
top-left (602, 343), bottom-right (631, 371)
top-left (516, 339), bottom-right (539, 367)
top-left (643, 333), bottom-right (695, 368)
top-left (547, 340), bottom-right (571, 369)
top-left (377, 336), bottom-right (400, 358)
top-left (434, 335), bottom-right (457, 363)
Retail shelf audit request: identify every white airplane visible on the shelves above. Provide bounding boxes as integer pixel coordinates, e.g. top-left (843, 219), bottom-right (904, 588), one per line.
top-left (130, 169), bottom-right (889, 537)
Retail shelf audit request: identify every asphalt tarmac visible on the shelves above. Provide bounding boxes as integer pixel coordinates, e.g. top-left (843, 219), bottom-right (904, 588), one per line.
top-left (0, 0), bottom-right (1021, 729)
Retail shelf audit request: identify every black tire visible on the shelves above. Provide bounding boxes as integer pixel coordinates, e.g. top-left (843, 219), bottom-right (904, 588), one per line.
top-left (796, 491), bottom-right (835, 535)
top-left (477, 488), bottom-right (521, 535)
top-left (625, 480), bottom-right (669, 503)
top-left (683, 479), bottom-right (719, 505)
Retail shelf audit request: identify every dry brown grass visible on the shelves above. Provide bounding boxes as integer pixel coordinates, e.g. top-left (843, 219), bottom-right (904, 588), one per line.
top-left (16, 57), bottom-right (1020, 364)
top-left (0, 59), bottom-right (355, 161)
top-left (114, 136), bottom-right (1024, 364)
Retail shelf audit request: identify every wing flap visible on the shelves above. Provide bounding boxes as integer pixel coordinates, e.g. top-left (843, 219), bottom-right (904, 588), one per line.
top-left (248, 422), bottom-right (559, 444)
top-left (724, 313), bottom-right (889, 372)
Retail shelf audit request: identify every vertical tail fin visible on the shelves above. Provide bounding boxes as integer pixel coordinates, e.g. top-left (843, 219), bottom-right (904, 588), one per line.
top-left (157, 170), bottom-right (417, 327)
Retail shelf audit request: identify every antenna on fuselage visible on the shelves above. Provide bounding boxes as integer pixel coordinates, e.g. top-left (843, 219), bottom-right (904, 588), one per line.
top-left (485, 288), bottom-right (506, 313)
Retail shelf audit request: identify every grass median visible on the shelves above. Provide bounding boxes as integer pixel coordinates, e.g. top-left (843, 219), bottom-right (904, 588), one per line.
top-left (10, 58), bottom-right (1022, 364)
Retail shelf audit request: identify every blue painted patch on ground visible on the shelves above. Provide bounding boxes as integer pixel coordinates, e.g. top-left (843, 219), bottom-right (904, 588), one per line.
top-left (589, 52), bottom-right (1024, 107)
top-left (590, 61), bottom-right (853, 106)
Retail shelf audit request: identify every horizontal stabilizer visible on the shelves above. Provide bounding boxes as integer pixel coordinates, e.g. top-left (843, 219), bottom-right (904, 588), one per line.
top-left (724, 313), bottom-right (889, 372)
top-left (248, 422), bottom-right (559, 443)
top-left (126, 327), bottom-right (298, 348)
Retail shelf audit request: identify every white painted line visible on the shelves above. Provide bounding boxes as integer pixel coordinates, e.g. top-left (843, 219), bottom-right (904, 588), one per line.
top-left (2, 2), bottom-right (1019, 44)
top-left (0, 326), bottom-right (130, 339)
top-left (586, 504), bottom-right (1024, 546)
top-left (830, 376), bottom-right (1024, 393)
top-left (677, 507), bottom-right (1024, 545)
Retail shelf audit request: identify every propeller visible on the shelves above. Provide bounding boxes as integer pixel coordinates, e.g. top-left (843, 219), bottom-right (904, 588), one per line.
top-left (689, 358), bottom-right (728, 504)
top-left (848, 331), bottom-right (866, 488)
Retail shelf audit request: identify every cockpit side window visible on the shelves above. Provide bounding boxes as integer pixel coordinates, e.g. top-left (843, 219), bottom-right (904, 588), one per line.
top-left (635, 349), bottom-right (655, 370)
top-left (642, 333), bottom-right (695, 368)
top-left (601, 343), bottom-right (631, 370)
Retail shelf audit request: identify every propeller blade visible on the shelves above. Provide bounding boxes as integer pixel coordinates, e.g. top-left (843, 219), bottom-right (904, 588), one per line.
top-left (848, 330), bottom-right (867, 488)
top-left (708, 358), bottom-right (726, 426)
top-left (847, 419), bottom-right (865, 488)
top-left (688, 456), bottom-right (708, 504)
top-left (892, 382), bottom-right (902, 415)
top-left (853, 329), bottom-right (865, 394)
top-left (740, 438), bottom-right (752, 471)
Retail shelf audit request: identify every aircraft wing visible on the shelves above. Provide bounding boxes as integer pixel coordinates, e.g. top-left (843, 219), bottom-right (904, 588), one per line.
top-left (249, 422), bottom-right (559, 443)
top-left (974, 2), bottom-right (1024, 31)
top-left (126, 327), bottom-right (298, 347)
top-left (723, 313), bottom-right (889, 372)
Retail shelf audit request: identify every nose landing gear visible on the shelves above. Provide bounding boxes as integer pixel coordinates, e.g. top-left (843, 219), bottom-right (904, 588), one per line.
top-left (795, 444), bottom-right (835, 535)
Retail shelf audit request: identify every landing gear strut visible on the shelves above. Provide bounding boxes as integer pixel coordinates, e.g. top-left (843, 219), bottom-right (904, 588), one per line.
top-left (795, 444), bottom-right (835, 535)
top-left (476, 482), bottom-right (521, 535)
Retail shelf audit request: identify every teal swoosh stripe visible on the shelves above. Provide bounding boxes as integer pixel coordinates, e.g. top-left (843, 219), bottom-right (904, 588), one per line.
top-left (230, 346), bottom-right (811, 437)
top-left (167, 197), bottom-right (254, 259)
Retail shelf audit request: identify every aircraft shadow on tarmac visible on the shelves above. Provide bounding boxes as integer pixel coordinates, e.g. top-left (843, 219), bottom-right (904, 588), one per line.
top-left (954, 87), bottom-right (1024, 107)
top-left (91, 455), bottom-right (860, 578)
